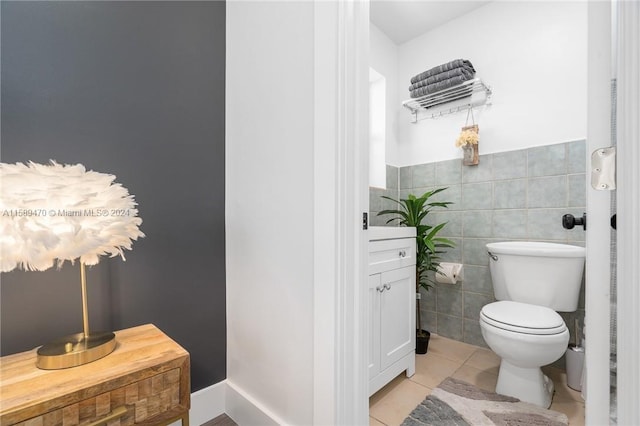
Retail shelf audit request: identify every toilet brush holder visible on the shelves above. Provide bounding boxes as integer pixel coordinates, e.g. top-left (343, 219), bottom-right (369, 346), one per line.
top-left (566, 344), bottom-right (585, 391)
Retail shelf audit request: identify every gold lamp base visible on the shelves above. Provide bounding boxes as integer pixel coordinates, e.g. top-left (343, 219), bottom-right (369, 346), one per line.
top-left (36, 331), bottom-right (116, 370)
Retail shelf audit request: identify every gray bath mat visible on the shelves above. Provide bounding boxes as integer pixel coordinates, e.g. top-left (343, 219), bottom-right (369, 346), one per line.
top-left (401, 377), bottom-right (568, 426)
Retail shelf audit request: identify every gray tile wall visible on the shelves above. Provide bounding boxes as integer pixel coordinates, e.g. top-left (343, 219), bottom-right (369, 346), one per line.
top-left (369, 141), bottom-right (586, 354)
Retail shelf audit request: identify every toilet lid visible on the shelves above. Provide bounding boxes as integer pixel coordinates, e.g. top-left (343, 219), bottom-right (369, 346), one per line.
top-left (480, 301), bottom-right (567, 335)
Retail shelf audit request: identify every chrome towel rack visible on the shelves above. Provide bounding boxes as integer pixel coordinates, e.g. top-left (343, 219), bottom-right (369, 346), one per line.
top-left (402, 78), bottom-right (493, 123)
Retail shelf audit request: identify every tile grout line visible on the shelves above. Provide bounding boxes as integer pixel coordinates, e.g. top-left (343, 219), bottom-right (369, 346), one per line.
top-left (452, 348), bottom-right (482, 375)
top-left (369, 413), bottom-right (389, 426)
top-left (406, 377), bottom-right (434, 392)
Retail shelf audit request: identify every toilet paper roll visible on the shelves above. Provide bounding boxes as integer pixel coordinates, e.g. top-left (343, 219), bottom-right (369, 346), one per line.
top-left (435, 262), bottom-right (463, 284)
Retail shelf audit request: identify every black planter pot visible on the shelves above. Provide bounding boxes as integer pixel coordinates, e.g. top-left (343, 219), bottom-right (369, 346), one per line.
top-left (416, 330), bottom-right (431, 354)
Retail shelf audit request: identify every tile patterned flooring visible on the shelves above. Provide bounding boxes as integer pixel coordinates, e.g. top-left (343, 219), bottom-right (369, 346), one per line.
top-left (369, 334), bottom-right (586, 426)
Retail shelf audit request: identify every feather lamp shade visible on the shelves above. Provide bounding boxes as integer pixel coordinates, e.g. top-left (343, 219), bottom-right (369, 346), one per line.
top-left (0, 161), bottom-right (144, 369)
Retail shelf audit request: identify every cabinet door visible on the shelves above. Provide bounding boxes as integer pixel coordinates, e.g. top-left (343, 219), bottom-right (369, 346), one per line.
top-left (368, 274), bottom-right (381, 380)
top-left (379, 266), bottom-right (416, 371)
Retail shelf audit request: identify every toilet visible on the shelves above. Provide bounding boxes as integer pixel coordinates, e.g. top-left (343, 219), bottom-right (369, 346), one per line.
top-left (480, 241), bottom-right (585, 408)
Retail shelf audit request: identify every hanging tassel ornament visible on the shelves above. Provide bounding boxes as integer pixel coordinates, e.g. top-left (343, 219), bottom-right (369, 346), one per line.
top-left (456, 107), bottom-right (479, 166)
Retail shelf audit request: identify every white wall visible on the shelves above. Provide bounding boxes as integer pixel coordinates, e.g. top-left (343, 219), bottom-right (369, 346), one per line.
top-left (370, 23), bottom-right (400, 167)
top-left (369, 70), bottom-right (387, 188)
top-left (394, 1), bottom-right (587, 166)
top-left (226, 2), bottom-right (314, 424)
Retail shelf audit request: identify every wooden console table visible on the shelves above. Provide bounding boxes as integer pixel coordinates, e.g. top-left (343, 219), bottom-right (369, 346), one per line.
top-left (0, 324), bottom-right (190, 426)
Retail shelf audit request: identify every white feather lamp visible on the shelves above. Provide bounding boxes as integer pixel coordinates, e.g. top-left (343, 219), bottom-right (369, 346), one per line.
top-left (0, 161), bottom-right (144, 369)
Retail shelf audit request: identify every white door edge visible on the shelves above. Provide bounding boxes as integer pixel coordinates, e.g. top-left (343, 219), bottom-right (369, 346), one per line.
top-left (614, 1), bottom-right (640, 424)
top-left (585, 2), bottom-right (612, 425)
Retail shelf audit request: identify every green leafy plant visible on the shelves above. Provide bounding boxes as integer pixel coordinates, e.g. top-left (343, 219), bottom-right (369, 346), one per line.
top-left (377, 188), bottom-right (455, 337)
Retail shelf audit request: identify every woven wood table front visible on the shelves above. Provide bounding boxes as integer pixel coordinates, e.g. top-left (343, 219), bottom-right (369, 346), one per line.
top-left (0, 324), bottom-right (190, 426)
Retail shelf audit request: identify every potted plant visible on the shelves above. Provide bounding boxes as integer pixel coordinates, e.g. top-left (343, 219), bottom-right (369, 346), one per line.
top-left (378, 188), bottom-right (455, 354)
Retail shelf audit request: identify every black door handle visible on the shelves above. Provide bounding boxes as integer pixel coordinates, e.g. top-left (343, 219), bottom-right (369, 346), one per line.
top-left (611, 214), bottom-right (616, 230)
top-left (562, 213), bottom-right (587, 230)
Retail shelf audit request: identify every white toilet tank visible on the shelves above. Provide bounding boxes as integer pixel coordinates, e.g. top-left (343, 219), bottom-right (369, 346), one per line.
top-left (486, 242), bottom-right (586, 311)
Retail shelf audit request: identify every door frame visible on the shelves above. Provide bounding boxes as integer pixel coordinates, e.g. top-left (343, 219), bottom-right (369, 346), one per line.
top-left (614, 1), bottom-right (640, 424)
top-left (313, 1), bottom-right (370, 425)
top-left (584, 3), bottom-right (640, 424)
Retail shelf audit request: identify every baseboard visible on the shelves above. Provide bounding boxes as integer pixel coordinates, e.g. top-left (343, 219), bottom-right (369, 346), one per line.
top-left (225, 380), bottom-right (284, 426)
top-left (170, 380), bottom-right (226, 426)
top-left (170, 379), bottom-right (287, 426)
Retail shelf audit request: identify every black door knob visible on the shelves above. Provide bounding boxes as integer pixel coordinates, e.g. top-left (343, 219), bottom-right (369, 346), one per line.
top-left (562, 213), bottom-right (587, 230)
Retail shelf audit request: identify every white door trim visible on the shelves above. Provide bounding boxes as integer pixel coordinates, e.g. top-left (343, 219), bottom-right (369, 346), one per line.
top-left (313, 1), bottom-right (370, 425)
top-left (313, 2), bottom-right (339, 424)
top-left (585, 2), bottom-right (612, 424)
top-left (615, 1), bottom-right (640, 424)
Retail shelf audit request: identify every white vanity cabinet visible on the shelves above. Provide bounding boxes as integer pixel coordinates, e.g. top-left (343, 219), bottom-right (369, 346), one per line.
top-left (368, 227), bottom-right (416, 396)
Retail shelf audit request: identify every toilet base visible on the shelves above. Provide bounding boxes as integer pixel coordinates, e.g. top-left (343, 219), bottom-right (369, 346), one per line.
top-left (496, 360), bottom-right (554, 408)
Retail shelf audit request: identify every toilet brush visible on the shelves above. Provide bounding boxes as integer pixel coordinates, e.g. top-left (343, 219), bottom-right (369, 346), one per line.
top-left (566, 318), bottom-right (585, 391)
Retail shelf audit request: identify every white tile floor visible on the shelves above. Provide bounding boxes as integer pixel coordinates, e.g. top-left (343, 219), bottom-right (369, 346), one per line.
top-left (369, 334), bottom-right (585, 425)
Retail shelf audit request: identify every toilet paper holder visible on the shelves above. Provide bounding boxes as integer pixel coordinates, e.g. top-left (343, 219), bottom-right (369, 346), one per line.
top-left (435, 262), bottom-right (464, 284)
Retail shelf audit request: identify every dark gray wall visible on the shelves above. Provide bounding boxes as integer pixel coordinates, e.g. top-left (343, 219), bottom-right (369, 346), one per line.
top-left (1, 1), bottom-right (226, 391)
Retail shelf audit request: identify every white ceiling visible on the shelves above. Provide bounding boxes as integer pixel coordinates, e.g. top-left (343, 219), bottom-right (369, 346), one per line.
top-left (370, 1), bottom-right (492, 45)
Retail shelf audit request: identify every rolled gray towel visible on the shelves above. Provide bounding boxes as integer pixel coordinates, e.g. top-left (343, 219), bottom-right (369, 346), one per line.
top-left (410, 59), bottom-right (475, 84)
top-left (408, 66), bottom-right (475, 92)
top-left (410, 75), bottom-right (474, 99)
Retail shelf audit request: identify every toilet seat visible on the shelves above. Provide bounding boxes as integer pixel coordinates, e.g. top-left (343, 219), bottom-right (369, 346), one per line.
top-left (480, 301), bottom-right (567, 335)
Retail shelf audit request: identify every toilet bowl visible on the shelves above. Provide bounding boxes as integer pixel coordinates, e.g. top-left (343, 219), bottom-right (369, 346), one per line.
top-left (481, 242), bottom-right (584, 407)
top-left (480, 300), bottom-right (569, 408)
